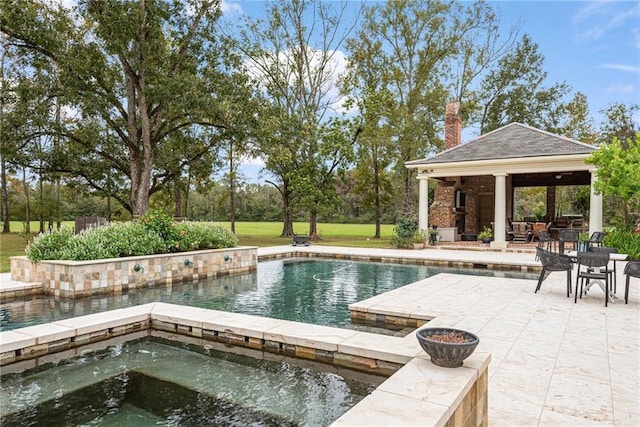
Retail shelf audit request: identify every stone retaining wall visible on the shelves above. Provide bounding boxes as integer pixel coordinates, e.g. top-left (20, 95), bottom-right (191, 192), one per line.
top-left (9, 247), bottom-right (257, 298)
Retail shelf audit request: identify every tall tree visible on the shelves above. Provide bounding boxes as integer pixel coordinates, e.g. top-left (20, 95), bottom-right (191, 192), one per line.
top-left (236, 0), bottom-right (358, 237)
top-left (588, 102), bottom-right (640, 227)
top-left (587, 133), bottom-right (640, 226)
top-left (598, 102), bottom-right (639, 146)
top-left (0, 41), bottom-right (13, 233)
top-left (477, 34), bottom-right (570, 133)
top-left (1, 0), bottom-right (243, 217)
top-left (553, 92), bottom-right (597, 143)
top-left (346, 0), bottom-right (504, 215)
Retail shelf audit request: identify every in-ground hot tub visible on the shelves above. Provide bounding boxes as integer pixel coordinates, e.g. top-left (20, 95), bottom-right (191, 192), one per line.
top-left (0, 333), bottom-right (384, 426)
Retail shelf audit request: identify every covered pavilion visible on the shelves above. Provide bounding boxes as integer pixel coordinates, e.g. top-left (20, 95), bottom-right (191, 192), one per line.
top-left (406, 111), bottom-right (601, 249)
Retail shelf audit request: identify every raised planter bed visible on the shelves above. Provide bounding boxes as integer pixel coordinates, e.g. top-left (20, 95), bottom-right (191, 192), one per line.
top-left (10, 247), bottom-right (257, 298)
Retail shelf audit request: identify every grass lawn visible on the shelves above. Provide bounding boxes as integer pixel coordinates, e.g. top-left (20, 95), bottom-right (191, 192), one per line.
top-left (0, 221), bottom-right (395, 273)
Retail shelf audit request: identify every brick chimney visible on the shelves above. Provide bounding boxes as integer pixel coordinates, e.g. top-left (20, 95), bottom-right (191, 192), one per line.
top-left (444, 101), bottom-right (462, 150)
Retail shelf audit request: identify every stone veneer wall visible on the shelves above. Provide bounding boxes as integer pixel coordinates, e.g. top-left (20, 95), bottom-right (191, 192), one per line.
top-left (9, 247), bottom-right (257, 298)
top-left (445, 368), bottom-right (489, 427)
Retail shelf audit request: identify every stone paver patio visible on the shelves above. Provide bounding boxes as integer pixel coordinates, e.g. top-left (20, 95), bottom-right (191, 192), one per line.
top-left (260, 245), bottom-right (639, 426)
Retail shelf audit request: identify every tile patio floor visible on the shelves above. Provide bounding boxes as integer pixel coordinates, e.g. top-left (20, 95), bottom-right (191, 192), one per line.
top-left (2, 245), bottom-right (639, 426)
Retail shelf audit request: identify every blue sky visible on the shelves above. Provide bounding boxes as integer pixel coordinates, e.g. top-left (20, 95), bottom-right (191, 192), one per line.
top-left (223, 0), bottom-right (639, 182)
top-left (491, 0), bottom-right (640, 126)
top-left (224, 0), bottom-right (639, 127)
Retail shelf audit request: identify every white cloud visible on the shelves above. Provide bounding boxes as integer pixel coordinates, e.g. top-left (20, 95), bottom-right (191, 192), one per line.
top-left (604, 83), bottom-right (636, 94)
top-left (243, 156), bottom-right (265, 166)
top-left (221, 0), bottom-right (243, 16)
top-left (572, 1), bottom-right (640, 42)
top-left (245, 46), bottom-right (354, 116)
top-left (601, 63), bottom-right (640, 73)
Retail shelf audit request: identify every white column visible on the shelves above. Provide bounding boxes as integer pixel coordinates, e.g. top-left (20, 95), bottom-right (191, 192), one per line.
top-left (589, 168), bottom-right (603, 234)
top-left (418, 175), bottom-right (429, 231)
top-left (491, 172), bottom-right (508, 249)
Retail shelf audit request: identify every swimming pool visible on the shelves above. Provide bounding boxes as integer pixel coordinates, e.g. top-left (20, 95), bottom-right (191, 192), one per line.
top-left (1, 258), bottom-right (537, 331)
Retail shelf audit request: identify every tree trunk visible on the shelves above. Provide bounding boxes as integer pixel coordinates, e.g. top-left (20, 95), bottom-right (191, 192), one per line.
top-left (280, 181), bottom-right (294, 237)
top-left (55, 178), bottom-right (61, 229)
top-left (282, 201), bottom-right (294, 236)
top-left (175, 183), bottom-right (183, 218)
top-left (54, 92), bottom-right (61, 230)
top-left (38, 174), bottom-right (44, 234)
top-left (123, 5), bottom-right (153, 219)
top-left (309, 209), bottom-right (318, 240)
top-left (1, 155), bottom-right (9, 233)
top-left (106, 167), bottom-right (112, 222)
top-left (267, 178), bottom-right (294, 237)
top-left (373, 157), bottom-right (381, 239)
top-left (184, 173), bottom-right (191, 219)
top-left (403, 167), bottom-right (415, 214)
top-left (23, 168), bottom-right (30, 235)
top-left (229, 153), bottom-right (236, 233)
top-left (0, 49), bottom-right (8, 233)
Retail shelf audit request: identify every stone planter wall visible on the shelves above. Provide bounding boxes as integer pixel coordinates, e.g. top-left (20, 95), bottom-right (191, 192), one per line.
top-left (10, 247), bottom-right (257, 298)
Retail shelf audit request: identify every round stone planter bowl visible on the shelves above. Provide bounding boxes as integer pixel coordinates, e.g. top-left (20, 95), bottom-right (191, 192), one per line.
top-left (416, 327), bottom-right (480, 368)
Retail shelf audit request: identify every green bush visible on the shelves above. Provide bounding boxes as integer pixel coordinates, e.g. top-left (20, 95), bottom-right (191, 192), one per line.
top-left (59, 222), bottom-right (166, 260)
top-left (391, 217), bottom-right (418, 248)
top-left (24, 219), bottom-right (237, 262)
top-left (603, 228), bottom-right (640, 260)
top-left (174, 222), bottom-right (238, 251)
top-left (139, 209), bottom-right (179, 252)
top-left (25, 228), bottom-right (74, 262)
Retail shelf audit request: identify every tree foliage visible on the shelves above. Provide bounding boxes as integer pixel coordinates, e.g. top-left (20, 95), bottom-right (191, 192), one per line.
top-left (477, 34), bottom-right (571, 133)
top-left (236, 0), bottom-right (358, 237)
top-left (587, 133), bottom-right (640, 225)
top-left (347, 0), bottom-right (511, 216)
top-left (1, 0), bottom-right (251, 217)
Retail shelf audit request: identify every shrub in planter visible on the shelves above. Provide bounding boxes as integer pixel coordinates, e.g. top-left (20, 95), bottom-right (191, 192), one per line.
top-left (60, 222), bottom-right (166, 261)
top-left (173, 222), bottom-right (238, 251)
top-left (24, 220), bottom-right (237, 263)
top-left (139, 209), bottom-right (180, 252)
top-left (413, 230), bottom-right (427, 247)
top-left (25, 228), bottom-right (74, 263)
top-left (477, 226), bottom-right (493, 243)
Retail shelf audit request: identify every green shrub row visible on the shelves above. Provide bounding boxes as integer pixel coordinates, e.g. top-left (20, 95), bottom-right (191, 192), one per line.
top-left (25, 216), bottom-right (238, 263)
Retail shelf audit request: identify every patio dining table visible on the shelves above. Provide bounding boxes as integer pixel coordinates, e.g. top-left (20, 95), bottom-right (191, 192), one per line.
top-left (567, 250), bottom-right (629, 302)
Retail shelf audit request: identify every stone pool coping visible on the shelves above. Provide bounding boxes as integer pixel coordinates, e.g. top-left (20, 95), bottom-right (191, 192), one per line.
top-left (258, 245), bottom-right (541, 273)
top-left (0, 303), bottom-right (490, 427)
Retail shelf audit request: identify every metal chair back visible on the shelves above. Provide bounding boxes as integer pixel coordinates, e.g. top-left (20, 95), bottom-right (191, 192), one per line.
top-left (577, 251), bottom-right (610, 269)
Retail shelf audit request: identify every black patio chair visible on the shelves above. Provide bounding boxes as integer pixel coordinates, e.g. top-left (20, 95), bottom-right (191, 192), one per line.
top-left (535, 247), bottom-right (573, 297)
top-left (588, 246), bottom-right (617, 292)
top-left (559, 229), bottom-right (579, 254)
top-left (624, 261), bottom-right (640, 304)
top-left (536, 230), bottom-right (555, 258)
top-left (585, 232), bottom-right (605, 250)
top-left (575, 251), bottom-right (611, 307)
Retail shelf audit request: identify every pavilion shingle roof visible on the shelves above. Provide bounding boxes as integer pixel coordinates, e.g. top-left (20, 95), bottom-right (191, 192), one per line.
top-left (407, 122), bottom-right (596, 165)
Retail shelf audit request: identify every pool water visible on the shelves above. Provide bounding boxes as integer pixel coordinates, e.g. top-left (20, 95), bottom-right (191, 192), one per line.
top-left (0, 335), bottom-right (384, 426)
top-left (1, 258), bottom-right (536, 331)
